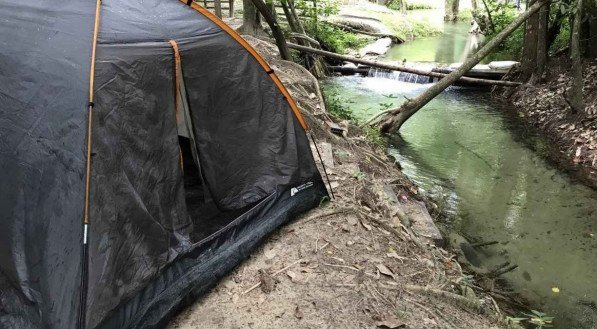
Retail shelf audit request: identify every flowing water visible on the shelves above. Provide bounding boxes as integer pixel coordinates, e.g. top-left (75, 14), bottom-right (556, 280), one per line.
top-left (323, 22), bottom-right (597, 328)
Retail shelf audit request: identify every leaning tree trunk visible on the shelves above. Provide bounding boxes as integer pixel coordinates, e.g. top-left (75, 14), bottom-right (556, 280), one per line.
top-left (250, 0), bottom-right (292, 60)
top-left (375, 0), bottom-right (548, 133)
top-left (238, 0), bottom-right (263, 35)
top-left (568, 0), bottom-right (584, 113)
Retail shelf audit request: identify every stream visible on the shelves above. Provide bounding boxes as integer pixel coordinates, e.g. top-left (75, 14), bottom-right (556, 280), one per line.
top-left (323, 21), bottom-right (597, 329)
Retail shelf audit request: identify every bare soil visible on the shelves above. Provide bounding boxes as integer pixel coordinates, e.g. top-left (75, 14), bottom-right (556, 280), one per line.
top-left (167, 37), bottom-right (517, 329)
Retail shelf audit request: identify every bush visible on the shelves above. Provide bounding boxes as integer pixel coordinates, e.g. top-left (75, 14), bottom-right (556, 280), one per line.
top-left (323, 89), bottom-right (357, 121)
top-left (386, 0), bottom-right (437, 10)
top-left (305, 23), bottom-right (368, 54)
top-left (479, 1), bottom-right (525, 60)
top-left (294, 0), bottom-right (368, 53)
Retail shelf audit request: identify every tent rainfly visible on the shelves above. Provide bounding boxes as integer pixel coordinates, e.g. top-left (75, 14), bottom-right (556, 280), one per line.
top-left (0, 1), bottom-right (328, 328)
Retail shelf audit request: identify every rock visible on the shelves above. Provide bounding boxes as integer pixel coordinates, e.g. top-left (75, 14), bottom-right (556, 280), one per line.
top-left (403, 201), bottom-right (443, 246)
top-left (383, 185), bottom-right (444, 246)
top-left (359, 37), bottom-right (392, 57)
top-left (488, 61), bottom-right (519, 70)
top-left (330, 14), bottom-right (392, 35)
top-left (258, 269), bottom-right (276, 294)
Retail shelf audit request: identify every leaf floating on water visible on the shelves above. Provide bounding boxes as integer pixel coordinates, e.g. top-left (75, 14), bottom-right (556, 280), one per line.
top-left (551, 287), bottom-right (560, 293)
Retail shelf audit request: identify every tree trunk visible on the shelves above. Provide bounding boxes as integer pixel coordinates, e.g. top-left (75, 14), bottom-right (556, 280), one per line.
top-left (520, 0), bottom-right (539, 81)
top-left (568, 0), bottom-right (584, 113)
top-left (237, 0), bottom-right (263, 35)
top-left (400, 0), bottom-right (407, 13)
top-left (547, 9), bottom-right (564, 50)
top-left (471, 0), bottom-right (478, 11)
top-left (375, 0), bottom-right (547, 133)
top-left (583, 0), bottom-right (597, 57)
top-left (214, 0), bottom-right (222, 18)
top-left (480, 0), bottom-right (495, 32)
top-left (532, 2), bottom-right (549, 83)
top-left (250, 0), bottom-right (292, 60)
top-left (281, 0), bottom-right (299, 33)
top-left (444, 0), bottom-right (460, 21)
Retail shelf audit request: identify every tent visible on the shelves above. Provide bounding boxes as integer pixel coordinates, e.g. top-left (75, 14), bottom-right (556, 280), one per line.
top-left (0, 1), bottom-right (328, 328)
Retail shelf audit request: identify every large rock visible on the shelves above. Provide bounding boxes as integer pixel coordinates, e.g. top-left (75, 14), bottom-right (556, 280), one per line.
top-left (383, 185), bottom-right (444, 246)
top-left (359, 37), bottom-right (392, 56)
top-left (330, 14), bottom-right (393, 35)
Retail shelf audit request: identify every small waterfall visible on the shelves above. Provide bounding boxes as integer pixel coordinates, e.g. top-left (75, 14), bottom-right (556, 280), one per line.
top-left (368, 68), bottom-right (433, 84)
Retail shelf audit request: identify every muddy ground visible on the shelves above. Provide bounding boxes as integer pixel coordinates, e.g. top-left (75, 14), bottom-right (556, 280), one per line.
top-left (496, 58), bottom-right (597, 186)
top-left (167, 38), bottom-right (520, 329)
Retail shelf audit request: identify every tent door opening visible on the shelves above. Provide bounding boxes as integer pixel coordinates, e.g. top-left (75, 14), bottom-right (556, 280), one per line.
top-left (175, 67), bottom-right (246, 243)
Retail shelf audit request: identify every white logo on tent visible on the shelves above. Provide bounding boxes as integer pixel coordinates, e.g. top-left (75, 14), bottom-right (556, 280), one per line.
top-left (291, 182), bottom-right (313, 196)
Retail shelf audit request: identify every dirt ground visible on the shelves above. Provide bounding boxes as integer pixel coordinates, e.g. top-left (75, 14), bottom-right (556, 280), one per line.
top-left (166, 38), bottom-right (517, 329)
top-left (498, 58), bottom-right (597, 186)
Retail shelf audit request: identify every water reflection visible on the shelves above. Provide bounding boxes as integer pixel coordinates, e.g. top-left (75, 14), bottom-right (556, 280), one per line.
top-left (323, 76), bottom-right (597, 328)
top-left (385, 21), bottom-right (483, 64)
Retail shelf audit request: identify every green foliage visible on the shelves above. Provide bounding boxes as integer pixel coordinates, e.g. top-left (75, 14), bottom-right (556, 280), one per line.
top-left (294, 0), bottom-right (367, 53)
top-left (406, 3), bottom-right (435, 10)
top-left (323, 90), bottom-right (357, 121)
top-left (386, 0), bottom-right (438, 10)
top-left (322, 90), bottom-right (388, 147)
top-left (551, 20), bottom-right (571, 52)
top-left (483, 0), bottom-right (579, 59)
top-left (507, 310), bottom-right (554, 329)
top-left (482, 0), bottom-right (525, 59)
top-left (458, 8), bottom-right (474, 21)
top-left (364, 127), bottom-right (387, 147)
top-left (306, 23), bottom-right (368, 53)
top-left (548, 0), bottom-right (573, 53)
top-left (386, 1), bottom-right (435, 11)
top-left (352, 170), bottom-right (366, 181)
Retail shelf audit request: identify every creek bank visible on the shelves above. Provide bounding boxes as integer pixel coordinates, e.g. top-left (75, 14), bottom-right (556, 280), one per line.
top-left (167, 37), bottom-right (520, 329)
top-left (495, 58), bottom-right (597, 187)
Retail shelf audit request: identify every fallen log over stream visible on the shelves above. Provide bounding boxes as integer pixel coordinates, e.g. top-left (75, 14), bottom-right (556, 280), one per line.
top-left (286, 42), bottom-right (522, 87)
top-left (372, 0), bottom-right (547, 133)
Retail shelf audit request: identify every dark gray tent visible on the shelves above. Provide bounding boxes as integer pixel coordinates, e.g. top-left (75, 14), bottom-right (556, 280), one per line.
top-left (0, 1), bottom-right (328, 328)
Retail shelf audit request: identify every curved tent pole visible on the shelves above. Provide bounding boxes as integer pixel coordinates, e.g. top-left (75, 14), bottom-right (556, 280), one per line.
top-left (178, 0), bottom-right (335, 198)
top-left (177, 0), bottom-right (309, 131)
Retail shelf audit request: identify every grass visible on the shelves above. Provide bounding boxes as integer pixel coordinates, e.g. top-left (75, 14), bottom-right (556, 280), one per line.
top-left (323, 88), bottom-right (388, 147)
